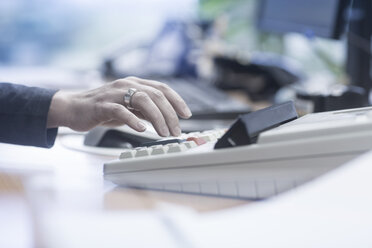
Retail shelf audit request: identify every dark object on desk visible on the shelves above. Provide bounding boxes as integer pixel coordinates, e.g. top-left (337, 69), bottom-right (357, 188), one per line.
top-left (84, 127), bottom-right (156, 148)
top-left (213, 55), bottom-right (301, 101)
top-left (160, 77), bottom-right (251, 120)
top-left (141, 138), bottom-right (184, 147)
top-left (296, 85), bottom-right (369, 113)
top-left (256, 0), bottom-right (372, 102)
top-left (215, 101), bottom-right (298, 149)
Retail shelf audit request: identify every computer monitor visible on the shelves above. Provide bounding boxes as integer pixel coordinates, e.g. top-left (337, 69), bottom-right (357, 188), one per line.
top-left (257, 0), bottom-right (346, 39)
top-left (256, 0), bottom-right (372, 95)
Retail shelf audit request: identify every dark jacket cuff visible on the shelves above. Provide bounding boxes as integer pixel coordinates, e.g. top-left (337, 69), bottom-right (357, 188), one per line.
top-left (0, 83), bottom-right (59, 148)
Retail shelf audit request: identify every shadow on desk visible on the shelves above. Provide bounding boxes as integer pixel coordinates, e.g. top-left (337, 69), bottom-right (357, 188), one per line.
top-left (104, 186), bottom-right (250, 212)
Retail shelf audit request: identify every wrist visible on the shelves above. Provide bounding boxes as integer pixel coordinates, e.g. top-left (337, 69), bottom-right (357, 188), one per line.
top-left (47, 91), bottom-right (74, 128)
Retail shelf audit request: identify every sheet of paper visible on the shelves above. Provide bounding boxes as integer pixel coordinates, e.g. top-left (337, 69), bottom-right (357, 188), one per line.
top-left (167, 150), bottom-right (372, 248)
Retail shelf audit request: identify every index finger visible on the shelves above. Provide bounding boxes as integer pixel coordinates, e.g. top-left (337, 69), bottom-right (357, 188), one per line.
top-left (128, 77), bottom-right (192, 119)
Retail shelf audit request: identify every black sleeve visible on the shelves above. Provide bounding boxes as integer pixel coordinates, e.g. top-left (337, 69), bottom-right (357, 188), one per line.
top-left (0, 82), bottom-right (59, 148)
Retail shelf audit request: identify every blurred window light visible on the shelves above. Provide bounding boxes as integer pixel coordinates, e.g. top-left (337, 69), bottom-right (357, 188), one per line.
top-left (0, 0), bottom-right (197, 68)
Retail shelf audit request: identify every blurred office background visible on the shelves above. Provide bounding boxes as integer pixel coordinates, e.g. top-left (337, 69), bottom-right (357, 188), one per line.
top-left (0, 0), bottom-right (356, 111)
top-left (0, 0), bottom-right (344, 72)
top-left (0, 0), bottom-right (198, 68)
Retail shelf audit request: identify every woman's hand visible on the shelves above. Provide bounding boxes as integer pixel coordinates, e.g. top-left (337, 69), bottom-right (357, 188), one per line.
top-left (47, 77), bottom-right (192, 137)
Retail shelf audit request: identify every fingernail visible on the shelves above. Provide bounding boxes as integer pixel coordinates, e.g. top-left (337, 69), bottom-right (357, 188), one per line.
top-left (137, 121), bottom-right (146, 131)
top-left (173, 126), bottom-right (181, 136)
top-left (182, 107), bottom-right (192, 118)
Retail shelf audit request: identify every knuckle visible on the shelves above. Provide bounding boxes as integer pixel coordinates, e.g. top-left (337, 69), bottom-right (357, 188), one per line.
top-left (112, 79), bottom-right (134, 89)
top-left (134, 91), bottom-right (150, 102)
top-left (157, 82), bottom-right (170, 92)
top-left (110, 104), bottom-right (123, 114)
top-left (150, 89), bottom-right (165, 100)
top-left (112, 80), bottom-right (124, 88)
top-left (125, 76), bottom-right (138, 81)
top-left (145, 107), bottom-right (161, 120)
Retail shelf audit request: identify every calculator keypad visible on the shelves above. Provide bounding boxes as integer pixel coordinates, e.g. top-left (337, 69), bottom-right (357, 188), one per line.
top-left (119, 129), bottom-right (225, 160)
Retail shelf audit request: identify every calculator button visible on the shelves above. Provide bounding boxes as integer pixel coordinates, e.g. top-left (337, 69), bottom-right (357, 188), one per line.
top-left (151, 145), bottom-right (169, 155)
top-left (199, 135), bottom-right (217, 142)
top-left (183, 141), bottom-right (197, 149)
top-left (186, 137), bottom-right (206, 146)
top-left (119, 150), bottom-right (136, 159)
top-left (167, 143), bottom-right (187, 153)
top-left (135, 147), bottom-right (152, 157)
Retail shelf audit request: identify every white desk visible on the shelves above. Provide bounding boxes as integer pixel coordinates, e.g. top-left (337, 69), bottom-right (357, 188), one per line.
top-left (3, 132), bottom-right (372, 247)
top-left (0, 133), bottom-right (248, 247)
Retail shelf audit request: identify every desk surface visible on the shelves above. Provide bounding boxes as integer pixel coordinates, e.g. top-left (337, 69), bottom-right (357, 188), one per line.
top-left (2, 132), bottom-right (372, 247)
top-left (0, 133), bottom-right (250, 247)
top-left (0, 133), bottom-right (249, 212)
